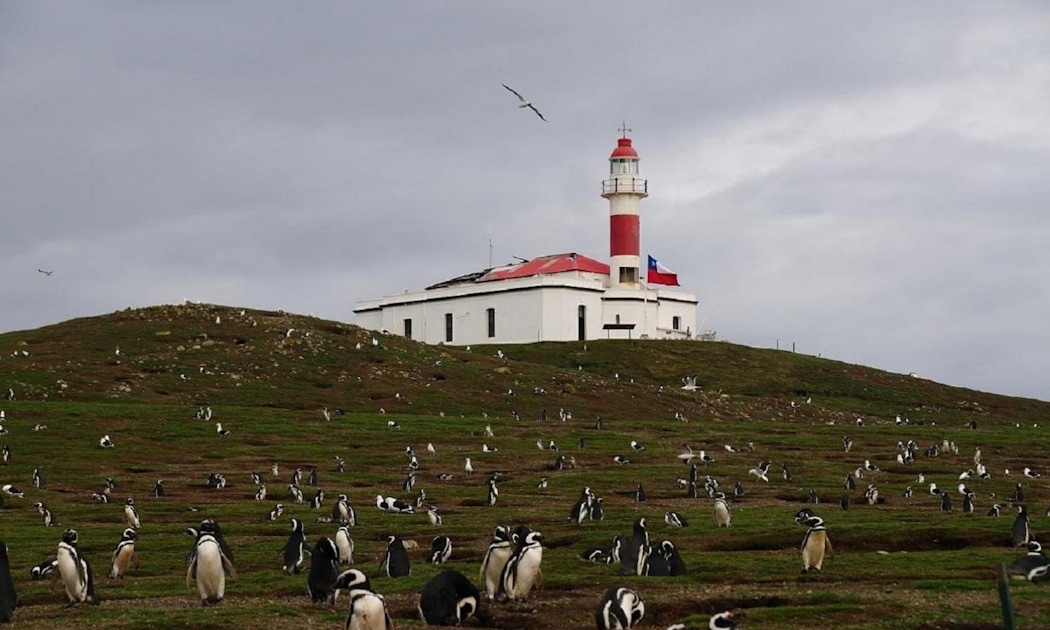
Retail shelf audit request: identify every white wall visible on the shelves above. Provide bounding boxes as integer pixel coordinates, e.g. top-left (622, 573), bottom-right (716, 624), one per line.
top-left (353, 275), bottom-right (698, 345)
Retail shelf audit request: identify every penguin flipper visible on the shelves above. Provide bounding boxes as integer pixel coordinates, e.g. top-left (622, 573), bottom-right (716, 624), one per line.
top-left (825, 536), bottom-right (834, 557)
top-left (186, 559), bottom-right (197, 587)
top-left (222, 553), bottom-right (237, 579)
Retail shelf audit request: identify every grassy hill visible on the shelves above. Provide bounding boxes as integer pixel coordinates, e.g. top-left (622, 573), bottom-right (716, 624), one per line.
top-left (0, 303), bottom-right (1047, 629)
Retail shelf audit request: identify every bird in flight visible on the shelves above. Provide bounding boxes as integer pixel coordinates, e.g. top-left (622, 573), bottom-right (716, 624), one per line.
top-left (502, 84), bottom-right (546, 121)
top-left (37, 269), bottom-right (55, 276)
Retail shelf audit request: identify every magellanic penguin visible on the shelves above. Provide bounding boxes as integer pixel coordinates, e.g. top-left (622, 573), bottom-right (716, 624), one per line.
top-left (333, 494), bottom-right (357, 526)
top-left (282, 518), bottom-right (308, 575)
top-left (619, 518), bottom-right (649, 576)
top-left (418, 569), bottom-right (481, 626)
top-left (344, 585), bottom-right (394, 630)
top-left (798, 515), bottom-right (833, 573)
top-left (665, 510), bottom-right (688, 528)
top-left (379, 535), bottom-right (410, 578)
top-left (1012, 505), bottom-right (1032, 547)
top-left (497, 528), bottom-right (543, 601)
top-left (306, 537), bottom-right (341, 604)
top-left (56, 529), bottom-right (99, 605)
top-left (714, 492), bottom-right (732, 528)
top-left (186, 520), bottom-right (236, 606)
top-left (124, 497), bottom-right (141, 529)
top-left (708, 610), bottom-right (737, 629)
top-left (429, 535), bottom-right (452, 565)
top-left (596, 586), bottom-right (644, 629)
top-left (479, 525), bottom-right (514, 600)
top-left (335, 526), bottom-right (355, 566)
top-left (108, 528), bottom-right (140, 579)
top-left (1006, 541), bottom-right (1050, 581)
top-left (0, 541), bottom-right (16, 623)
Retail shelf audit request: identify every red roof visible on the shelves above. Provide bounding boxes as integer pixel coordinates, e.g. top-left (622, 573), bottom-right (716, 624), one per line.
top-left (478, 253), bottom-right (609, 282)
top-left (610, 137), bottom-right (638, 159)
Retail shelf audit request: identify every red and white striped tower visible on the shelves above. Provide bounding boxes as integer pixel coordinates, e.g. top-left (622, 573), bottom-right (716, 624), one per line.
top-left (601, 123), bottom-right (648, 289)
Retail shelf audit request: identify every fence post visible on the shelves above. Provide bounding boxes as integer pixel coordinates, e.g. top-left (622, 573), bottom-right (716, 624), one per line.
top-left (998, 563), bottom-right (1016, 630)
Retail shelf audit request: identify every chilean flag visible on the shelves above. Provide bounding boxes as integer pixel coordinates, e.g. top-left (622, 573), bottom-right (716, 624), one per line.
top-left (647, 255), bottom-right (680, 286)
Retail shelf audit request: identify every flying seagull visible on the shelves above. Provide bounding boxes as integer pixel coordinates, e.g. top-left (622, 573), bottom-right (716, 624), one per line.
top-left (502, 84), bottom-right (546, 121)
top-left (37, 269), bottom-right (55, 276)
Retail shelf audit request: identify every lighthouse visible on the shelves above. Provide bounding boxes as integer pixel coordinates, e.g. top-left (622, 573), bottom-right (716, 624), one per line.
top-left (355, 126), bottom-right (700, 345)
top-left (601, 124), bottom-right (648, 290)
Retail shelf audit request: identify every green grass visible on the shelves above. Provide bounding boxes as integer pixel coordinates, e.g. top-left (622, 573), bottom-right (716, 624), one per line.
top-left (0, 302), bottom-right (1048, 629)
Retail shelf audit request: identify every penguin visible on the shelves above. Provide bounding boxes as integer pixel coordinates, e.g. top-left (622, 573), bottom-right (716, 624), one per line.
top-left (379, 535), bottom-right (410, 578)
top-left (418, 569), bottom-right (481, 626)
top-left (486, 477), bottom-right (499, 507)
top-left (282, 518), bottom-right (308, 574)
top-left (269, 503), bottom-right (284, 521)
top-left (56, 529), bottom-right (99, 605)
top-left (335, 525), bottom-right (355, 566)
top-left (620, 518), bottom-right (649, 576)
top-left (988, 503), bottom-right (1002, 517)
top-left (0, 485), bottom-right (22, 499)
top-left (1012, 505), bottom-right (1031, 547)
top-left (308, 469), bottom-right (319, 487)
top-left (332, 567), bottom-right (371, 605)
top-left (659, 540), bottom-right (688, 576)
top-left (34, 502), bottom-right (57, 527)
top-left (962, 492), bottom-right (975, 514)
top-left (32, 468), bottom-right (41, 489)
top-left (635, 484), bottom-right (647, 503)
top-left (498, 528), bottom-right (543, 601)
top-left (665, 510), bottom-right (688, 527)
top-left (708, 611), bottom-right (737, 629)
top-left (591, 497), bottom-right (605, 521)
top-left (636, 543), bottom-right (668, 576)
top-left (596, 586), bottom-right (645, 629)
top-left (569, 487), bottom-right (594, 524)
top-left (1014, 483), bottom-right (1026, 503)
top-left (429, 535), bottom-right (452, 565)
top-left (0, 542), bottom-right (16, 623)
top-left (107, 527), bottom-right (140, 579)
top-left (733, 481), bottom-right (744, 499)
top-left (808, 489), bottom-right (820, 504)
top-left (30, 559), bottom-right (58, 580)
top-left (479, 525), bottom-right (514, 600)
top-left (427, 504), bottom-right (442, 526)
top-left (255, 485), bottom-right (267, 501)
top-left (940, 493), bottom-right (952, 512)
top-left (306, 537), bottom-right (341, 604)
top-left (714, 492), bottom-right (732, 528)
top-left (153, 480), bottom-right (164, 497)
top-left (798, 515), bottom-right (832, 573)
top-left (344, 585), bottom-right (394, 630)
top-left (310, 488), bottom-right (325, 510)
top-left (839, 494), bottom-right (851, 511)
top-left (186, 520), bottom-right (237, 606)
top-left (1006, 541), bottom-right (1049, 581)
top-left (333, 494), bottom-right (357, 526)
top-left (124, 497), bottom-right (141, 529)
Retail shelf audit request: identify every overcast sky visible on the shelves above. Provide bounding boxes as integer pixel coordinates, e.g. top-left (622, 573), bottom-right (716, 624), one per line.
top-left (3, 3), bottom-right (1049, 401)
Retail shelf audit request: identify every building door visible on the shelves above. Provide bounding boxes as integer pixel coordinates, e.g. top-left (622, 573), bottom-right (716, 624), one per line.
top-left (577, 305), bottom-right (586, 341)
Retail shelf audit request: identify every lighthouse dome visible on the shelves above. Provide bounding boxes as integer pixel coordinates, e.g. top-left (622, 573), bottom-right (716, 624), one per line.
top-left (610, 137), bottom-right (638, 159)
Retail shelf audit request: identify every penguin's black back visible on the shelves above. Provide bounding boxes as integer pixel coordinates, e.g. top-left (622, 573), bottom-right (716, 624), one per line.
top-left (0, 542), bottom-right (16, 622)
top-left (419, 569), bottom-right (480, 625)
top-left (307, 538), bottom-right (340, 603)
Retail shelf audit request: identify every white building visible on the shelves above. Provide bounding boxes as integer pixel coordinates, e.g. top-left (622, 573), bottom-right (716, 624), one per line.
top-left (354, 131), bottom-right (699, 345)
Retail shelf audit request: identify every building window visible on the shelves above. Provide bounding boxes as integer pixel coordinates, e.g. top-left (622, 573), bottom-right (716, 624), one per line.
top-left (615, 314), bottom-right (621, 324)
top-left (404, 318), bottom-right (413, 339)
top-left (487, 308), bottom-right (496, 338)
top-left (578, 305), bottom-right (586, 341)
top-left (619, 267), bottom-right (638, 284)
top-left (672, 316), bottom-right (681, 331)
top-left (444, 313), bottom-right (453, 343)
